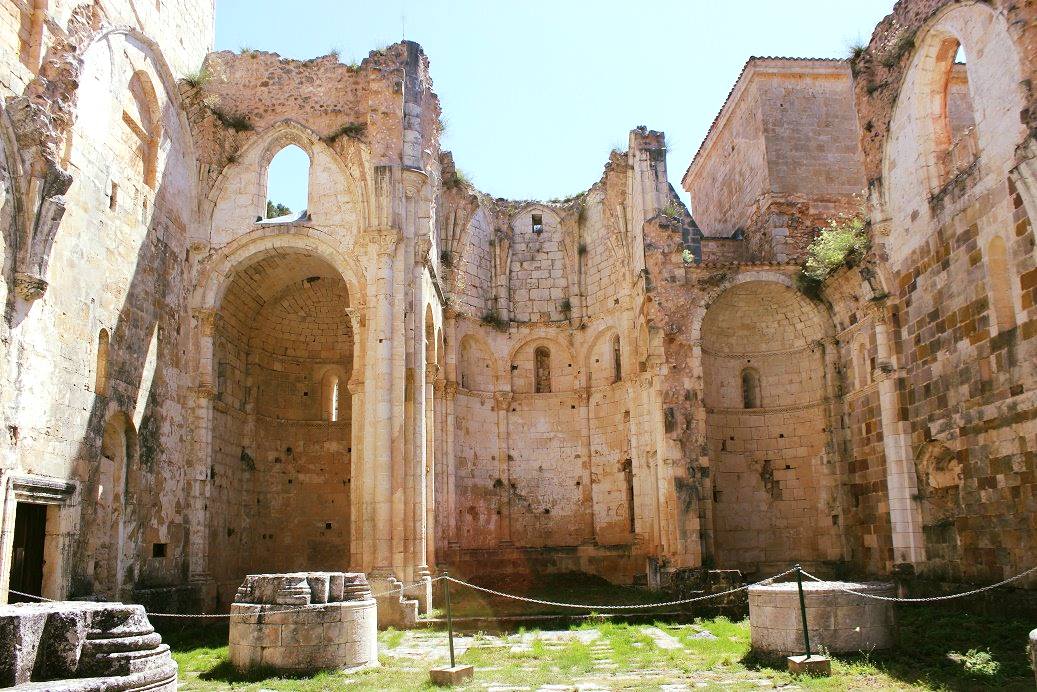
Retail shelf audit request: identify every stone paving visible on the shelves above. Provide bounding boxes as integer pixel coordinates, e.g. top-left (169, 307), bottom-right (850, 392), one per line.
top-left (375, 628), bottom-right (786, 690)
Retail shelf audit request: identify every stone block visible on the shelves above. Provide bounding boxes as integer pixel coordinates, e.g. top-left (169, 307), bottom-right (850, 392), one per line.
top-left (787, 654), bottom-right (831, 676)
top-left (430, 664), bottom-right (475, 686)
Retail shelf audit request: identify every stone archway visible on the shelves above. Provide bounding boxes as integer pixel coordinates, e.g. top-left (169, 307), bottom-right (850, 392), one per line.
top-left (700, 280), bottom-right (842, 575)
top-left (204, 248), bottom-right (360, 603)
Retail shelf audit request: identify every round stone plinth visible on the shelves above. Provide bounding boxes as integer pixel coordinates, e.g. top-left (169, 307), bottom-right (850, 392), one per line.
top-left (228, 572), bottom-right (378, 673)
top-left (748, 580), bottom-right (895, 654)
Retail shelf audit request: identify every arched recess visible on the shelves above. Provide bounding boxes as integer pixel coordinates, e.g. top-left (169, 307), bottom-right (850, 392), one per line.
top-left (882, 2), bottom-right (1027, 261)
top-left (207, 120), bottom-right (369, 247)
top-left (89, 411), bottom-right (137, 600)
top-left (194, 235), bottom-right (363, 604)
top-left (123, 70), bottom-right (162, 189)
top-left (457, 333), bottom-right (496, 392)
top-left (585, 327), bottom-right (624, 389)
top-left (509, 337), bottom-right (576, 394)
top-left (700, 280), bottom-right (842, 574)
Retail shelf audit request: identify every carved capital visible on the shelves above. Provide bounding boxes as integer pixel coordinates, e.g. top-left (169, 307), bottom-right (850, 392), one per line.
top-left (365, 227), bottom-right (402, 257)
top-left (194, 308), bottom-right (218, 336)
top-left (14, 272), bottom-right (47, 301)
top-left (426, 362), bottom-right (441, 382)
top-left (444, 381), bottom-right (459, 399)
top-left (493, 391), bottom-right (513, 410)
top-left (433, 378), bottom-right (446, 396)
top-left (575, 389), bottom-right (590, 404)
top-left (344, 306), bottom-right (363, 334)
top-left (189, 385), bottom-right (217, 401)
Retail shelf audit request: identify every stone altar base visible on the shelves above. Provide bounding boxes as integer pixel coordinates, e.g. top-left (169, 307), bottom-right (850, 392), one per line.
top-left (748, 580), bottom-right (895, 655)
top-left (0, 601), bottom-right (177, 690)
top-left (229, 571), bottom-right (378, 673)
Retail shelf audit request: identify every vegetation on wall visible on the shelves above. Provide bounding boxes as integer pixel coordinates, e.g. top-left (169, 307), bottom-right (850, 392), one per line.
top-left (797, 206), bottom-right (870, 298)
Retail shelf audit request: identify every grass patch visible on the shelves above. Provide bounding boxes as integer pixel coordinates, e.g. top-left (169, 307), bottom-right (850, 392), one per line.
top-left (164, 602), bottom-right (1036, 690)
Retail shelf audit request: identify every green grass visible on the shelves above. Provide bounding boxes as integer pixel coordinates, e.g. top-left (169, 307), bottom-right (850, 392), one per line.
top-left (163, 605), bottom-right (1036, 690)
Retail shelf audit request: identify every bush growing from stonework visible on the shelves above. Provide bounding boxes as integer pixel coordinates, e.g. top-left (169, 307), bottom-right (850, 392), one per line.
top-left (802, 211), bottom-right (870, 282)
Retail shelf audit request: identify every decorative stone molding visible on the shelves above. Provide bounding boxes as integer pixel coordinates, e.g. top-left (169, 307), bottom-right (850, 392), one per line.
top-left (193, 308), bottom-right (218, 336)
top-left (188, 386), bottom-right (216, 402)
top-left (493, 391), bottom-right (512, 410)
top-left (10, 475), bottom-right (75, 504)
top-left (444, 382), bottom-right (459, 399)
top-left (364, 227), bottom-right (402, 258)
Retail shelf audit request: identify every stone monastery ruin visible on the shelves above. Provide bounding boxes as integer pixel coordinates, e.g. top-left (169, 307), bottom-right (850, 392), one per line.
top-left (0, 0), bottom-right (1034, 620)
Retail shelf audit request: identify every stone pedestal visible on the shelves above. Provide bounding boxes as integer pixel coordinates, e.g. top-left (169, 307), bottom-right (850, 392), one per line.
top-left (748, 580), bottom-right (895, 654)
top-left (430, 664), bottom-right (475, 686)
top-left (0, 601), bottom-right (177, 690)
top-left (228, 572), bottom-right (377, 673)
top-left (787, 654), bottom-right (831, 676)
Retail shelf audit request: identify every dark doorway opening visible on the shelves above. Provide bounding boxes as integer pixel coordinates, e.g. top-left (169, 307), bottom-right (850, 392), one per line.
top-left (9, 502), bottom-right (47, 602)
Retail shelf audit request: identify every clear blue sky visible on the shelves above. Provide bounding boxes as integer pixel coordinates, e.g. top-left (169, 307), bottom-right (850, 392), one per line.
top-left (216, 0), bottom-right (893, 215)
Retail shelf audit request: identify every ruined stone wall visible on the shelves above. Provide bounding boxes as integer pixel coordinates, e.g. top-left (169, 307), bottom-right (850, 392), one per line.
top-left (848, 0), bottom-right (1037, 581)
top-left (684, 60), bottom-right (866, 263)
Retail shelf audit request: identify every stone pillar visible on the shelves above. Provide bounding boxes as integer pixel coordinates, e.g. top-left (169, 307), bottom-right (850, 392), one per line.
top-left (187, 307), bottom-right (218, 608)
top-left (433, 377), bottom-right (448, 559)
top-left (444, 381), bottom-right (459, 549)
top-left (578, 388), bottom-right (595, 542)
top-left (424, 364), bottom-right (439, 575)
top-left (871, 306), bottom-right (925, 565)
top-left (365, 227), bottom-right (401, 580)
top-left (345, 307), bottom-right (366, 571)
top-left (494, 391), bottom-right (513, 544)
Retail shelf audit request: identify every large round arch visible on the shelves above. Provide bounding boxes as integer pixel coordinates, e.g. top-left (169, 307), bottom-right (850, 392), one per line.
top-left (699, 280), bottom-right (843, 574)
top-left (191, 231), bottom-right (366, 605)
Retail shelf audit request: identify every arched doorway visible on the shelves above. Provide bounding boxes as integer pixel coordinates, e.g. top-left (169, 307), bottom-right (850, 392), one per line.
top-left (701, 281), bottom-right (841, 574)
top-left (207, 249), bottom-right (356, 601)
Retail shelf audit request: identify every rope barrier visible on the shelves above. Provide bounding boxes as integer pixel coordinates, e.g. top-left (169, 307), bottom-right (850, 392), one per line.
top-left (8, 563), bottom-right (1034, 616)
top-left (7, 576), bottom-right (445, 619)
top-left (441, 568), bottom-right (799, 610)
top-left (799, 565), bottom-right (1037, 603)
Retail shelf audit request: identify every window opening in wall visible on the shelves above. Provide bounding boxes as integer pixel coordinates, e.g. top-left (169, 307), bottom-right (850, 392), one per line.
top-left (534, 346), bottom-right (551, 393)
top-left (612, 335), bottom-right (622, 383)
top-left (741, 368), bottom-right (761, 409)
top-left (856, 343), bottom-right (869, 389)
top-left (531, 213), bottom-right (544, 234)
top-left (933, 38), bottom-right (977, 184)
top-left (151, 543), bottom-right (166, 558)
top-left (8, 502), bottom-right (47, 602)
top-left (330, 377), bottom-right (340, 422)
top-left (623, 458), bottom-right (635, 535)
top-left (96, 329), bottom-right (110, 396)
top-left (986, 235), bottom-right (1017, 332)
top-left (265, 145), bottom-right (309, 220)
top-left (124, 72), bottom-right (161, 189)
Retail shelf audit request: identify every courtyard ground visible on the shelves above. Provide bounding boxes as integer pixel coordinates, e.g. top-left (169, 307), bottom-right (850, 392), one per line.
top-left (161, 578), bottom-right (1035, 691)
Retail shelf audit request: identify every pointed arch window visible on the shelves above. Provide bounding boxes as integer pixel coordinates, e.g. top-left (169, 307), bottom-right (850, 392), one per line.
top-left (123, 71), bottom-right (161, 189)
top-left (264, 145), bottom-right (310, 220)
top-left (741, 368), bottom-right (761, 409)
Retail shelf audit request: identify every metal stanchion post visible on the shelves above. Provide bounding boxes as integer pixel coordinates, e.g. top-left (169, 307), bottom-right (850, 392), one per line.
top-left (429, 571), bottom-right (473, 686)
top-left (795, 564), bottom-right (811, 657)
top-left (445, 571), bottom-right (455, 668)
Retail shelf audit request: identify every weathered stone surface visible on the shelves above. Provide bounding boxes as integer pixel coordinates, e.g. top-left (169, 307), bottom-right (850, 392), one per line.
top-left (0, 0), bottom-right (1034, 620)
top-left (0, 602), bottom-right (175, 690)
top-left (228, 572), bottom-right (377, 673)
top-left (749, 581), bottom-right (895, 655)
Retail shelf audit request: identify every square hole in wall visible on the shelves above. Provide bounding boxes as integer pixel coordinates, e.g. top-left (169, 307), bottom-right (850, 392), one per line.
top-left (152, 543), bottom-right (167, 558)
top-left (325, 522), bottom-right (333, 530)
top-left (532, 214), bottom-right (543, 234)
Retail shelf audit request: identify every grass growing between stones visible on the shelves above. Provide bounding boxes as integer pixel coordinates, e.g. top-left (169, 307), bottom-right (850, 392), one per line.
top-left (163, 605), bottom-right (1035, 690)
